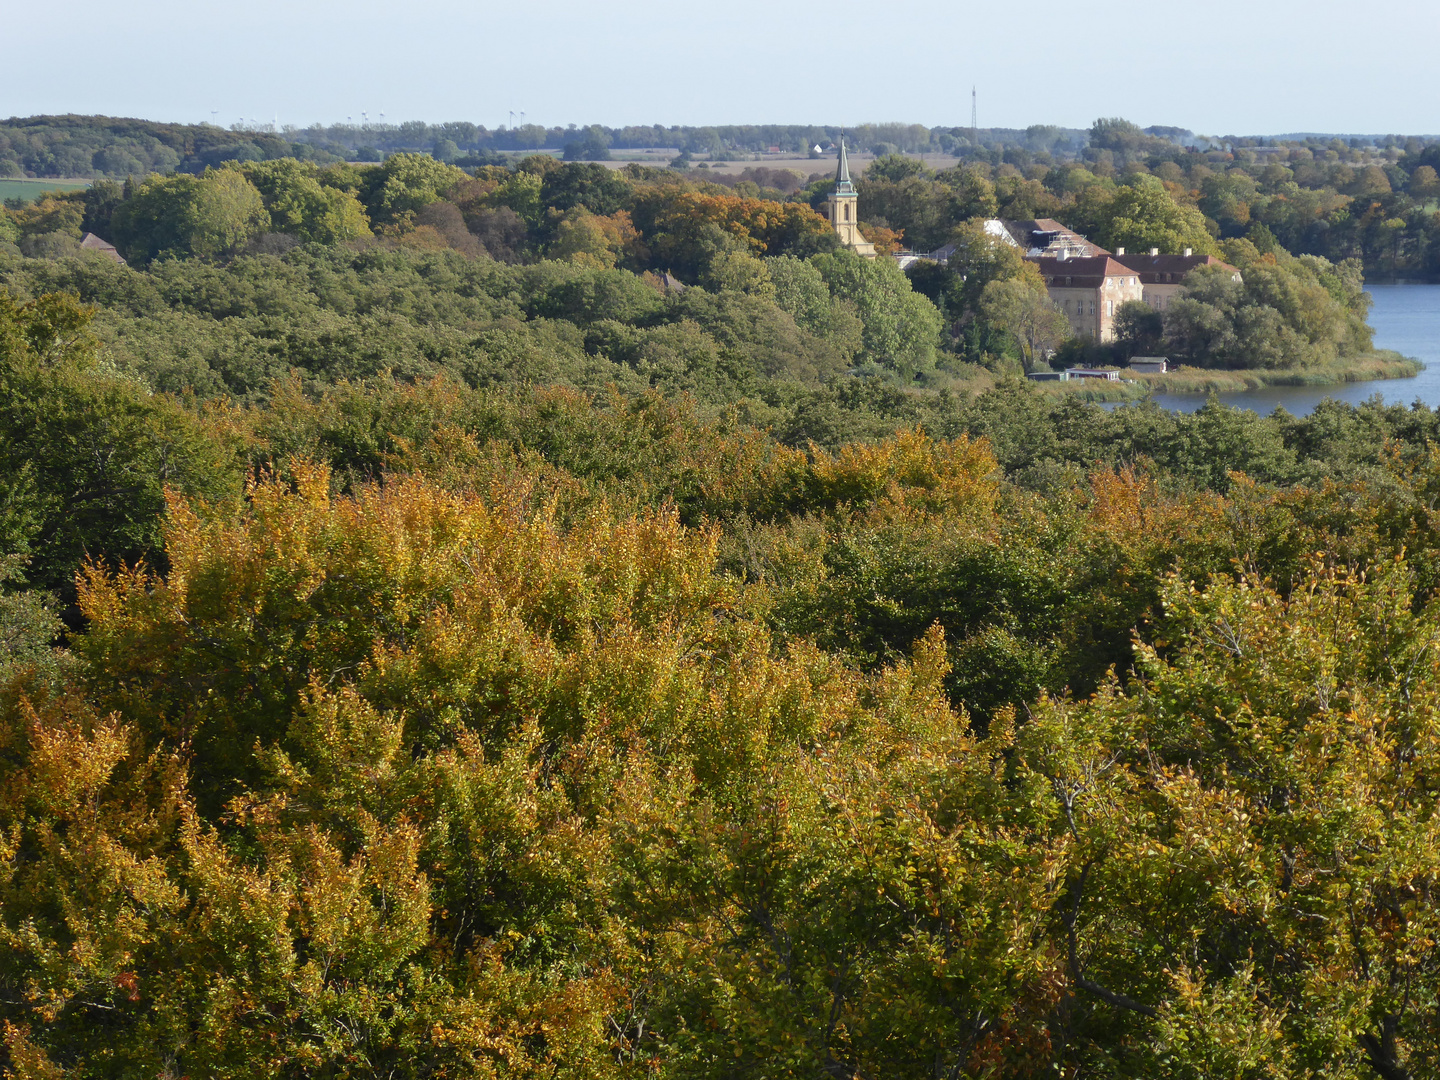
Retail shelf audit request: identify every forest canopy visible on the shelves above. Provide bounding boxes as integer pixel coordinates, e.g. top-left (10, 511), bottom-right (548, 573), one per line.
top-left (3, 115), bottom-right (1440, 1079)
top-left (5, 283), bottom-right (1440, 1078)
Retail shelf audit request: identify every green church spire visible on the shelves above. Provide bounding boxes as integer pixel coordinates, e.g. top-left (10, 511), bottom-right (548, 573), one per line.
top-left (833, 134), bottom-right (855, 194)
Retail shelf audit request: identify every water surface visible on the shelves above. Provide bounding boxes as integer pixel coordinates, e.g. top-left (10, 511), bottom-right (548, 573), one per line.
top-left (1132, 284), bottom-right (1440, 416)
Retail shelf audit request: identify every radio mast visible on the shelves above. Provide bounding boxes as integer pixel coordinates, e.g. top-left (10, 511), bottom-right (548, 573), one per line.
top-left (971, 86), bottom-right (978, 151)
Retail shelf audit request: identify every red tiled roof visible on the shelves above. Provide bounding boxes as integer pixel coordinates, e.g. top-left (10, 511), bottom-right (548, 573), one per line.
top-left (1027, 256), bottom-right (1135, 289)
top-left (1113, 252), bottom-right (1239, 282)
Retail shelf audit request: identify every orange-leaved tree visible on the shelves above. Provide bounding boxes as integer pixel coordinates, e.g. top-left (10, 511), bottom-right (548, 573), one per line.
top-left (0, 458), bottom-right (1066, 1078)
top-left (631, 189), bottom-right (833, 280)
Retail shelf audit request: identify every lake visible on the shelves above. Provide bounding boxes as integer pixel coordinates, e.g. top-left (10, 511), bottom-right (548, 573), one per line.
top-left (1132, 283), bottom-right (1440, 416)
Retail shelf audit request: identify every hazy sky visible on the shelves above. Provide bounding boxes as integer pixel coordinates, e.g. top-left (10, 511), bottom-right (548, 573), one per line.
top-left (6, 0), bottom-right (1437, 135)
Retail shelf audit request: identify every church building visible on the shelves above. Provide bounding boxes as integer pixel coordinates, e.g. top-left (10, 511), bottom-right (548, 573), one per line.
top-left (824, 137), bottom-right (876, 258)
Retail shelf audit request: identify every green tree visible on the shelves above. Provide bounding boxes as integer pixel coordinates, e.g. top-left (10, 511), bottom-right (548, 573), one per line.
top-left (1089, 116), bottom-right (1148, 153)
top-left (855, 165), bottom-right (998, 252)
top-left (1162, 245), bottom-right (1372, 370)
top-left (234, 159), bottom-right (371, 243)
top-left (0, 291), bottom-right (238, 598)
top-left (81, 178), bottom-right (127, 239)
top-left (978, 267), bottom-right (1070, 371)
top-left (540, 162), bottom-right (633, 218)
top-left (111, 168), bottom-right (271, 262)
top-left (864, 153), bottom-right (930, 183)
top-left (487, 171), bottom-right (545, 227)
top-left (811, 251), bottom-right (942, 378)
top-left (767, 253), bottom-right (837, 332)
top-left (1074, 176), bottom-right (1220, 256)
top-left (940, 219), bottom-right (1033, 315)
top-left (1113, 298), bottom-right (1164, 359)
top-left (699, 249), bottom-right (774, 297)
top-left (360, 152), bottom-right (468, 225)
top-left (0, 553), bottom-right (67, 684)
top-left (561, 126), bottom-right (613, 161)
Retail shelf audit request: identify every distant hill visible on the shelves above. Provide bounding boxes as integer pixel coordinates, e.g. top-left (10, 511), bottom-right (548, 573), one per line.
top-left (0, 114), bottom-right (348, 180)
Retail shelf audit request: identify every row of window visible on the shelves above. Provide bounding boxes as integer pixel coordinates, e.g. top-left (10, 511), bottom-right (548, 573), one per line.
top-left (1065, 292), bottom-right (1177, 318)
top-left (1054, 276), bottom-right (1139, 288)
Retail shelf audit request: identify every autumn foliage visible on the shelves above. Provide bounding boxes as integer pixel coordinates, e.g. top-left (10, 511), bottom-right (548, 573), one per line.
top-left (629, 189), bottom-right (834, 278)
top-left (3, 400), bottom-right (1440, 1079)
top-left (6, 289), bottom-right (1440, 1079)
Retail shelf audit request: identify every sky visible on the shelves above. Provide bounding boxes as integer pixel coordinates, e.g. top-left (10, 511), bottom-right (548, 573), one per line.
top-left (5, 0), bottom-right (1438, 136)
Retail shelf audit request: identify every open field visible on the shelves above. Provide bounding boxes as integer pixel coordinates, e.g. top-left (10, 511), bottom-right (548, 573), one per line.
top-left (0, 178), bottom-right (91, 204)
top-left (694, 151), bottom-right (962, 177)
top-left (501, 148), bottom-right (963, 177)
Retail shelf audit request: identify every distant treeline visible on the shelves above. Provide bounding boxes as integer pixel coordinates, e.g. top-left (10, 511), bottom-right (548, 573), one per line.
top-left (8, 113), bottom-right (1440, 181)
top-left (10, 113), bottom-right (1440, 274)
top-left (0, 115), bottom-right (1084, 178)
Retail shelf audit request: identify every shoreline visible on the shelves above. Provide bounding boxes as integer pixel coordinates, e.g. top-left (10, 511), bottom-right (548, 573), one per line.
top-left (1126, 351), bottom-right (1422, 395)
top-left (1024, 351), bottom-right (1422, 404)
top-left (1037, 379), bottom-right (1151, 403)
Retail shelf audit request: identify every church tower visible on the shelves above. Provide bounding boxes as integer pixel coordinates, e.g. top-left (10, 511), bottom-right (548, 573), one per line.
top-left (824, 135), bottom-right (876, 258)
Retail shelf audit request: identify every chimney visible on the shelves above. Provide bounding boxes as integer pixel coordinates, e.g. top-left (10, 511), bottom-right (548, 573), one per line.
top-left (1115, 246), bottom-right (1125, 255)
top-left (1183, 247), bottom-right (1192, 257)
top-left (1149, 247), bottom-right (1159, 256)
top-left (1057, 249), bottom-right (1069, 261)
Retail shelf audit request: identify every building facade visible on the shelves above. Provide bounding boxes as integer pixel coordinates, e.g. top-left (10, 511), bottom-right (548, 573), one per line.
top-left (1111, 248), bottom-right (1242, 312)
top-left (824, 137), bottom-right (876, 258)
top-left (1026, 255), bottom-right (1143, 342)
top-left (915, 218), bottom-right (1242, 343)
